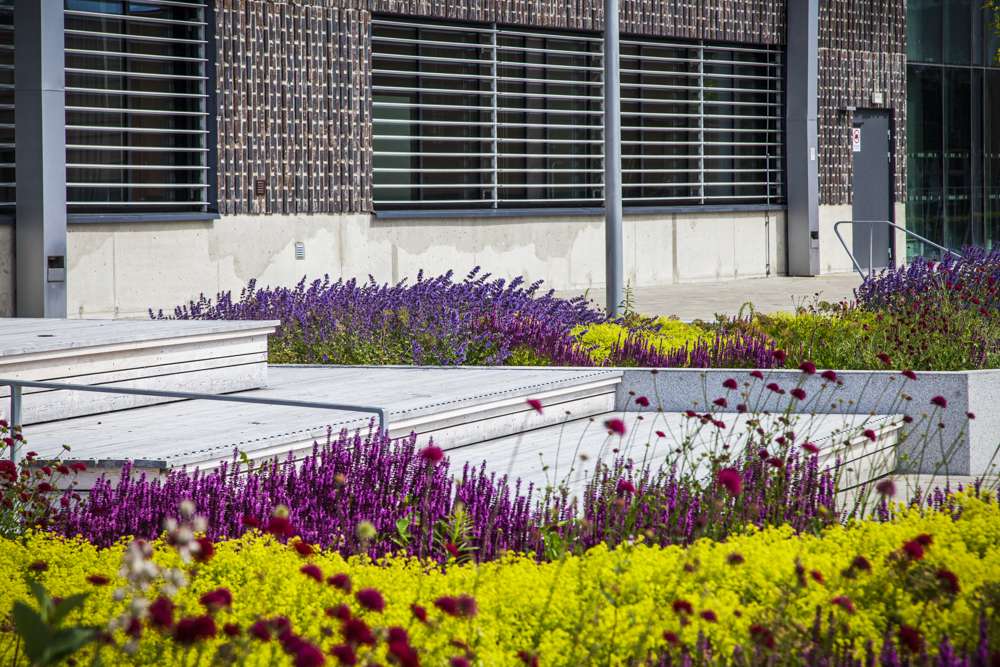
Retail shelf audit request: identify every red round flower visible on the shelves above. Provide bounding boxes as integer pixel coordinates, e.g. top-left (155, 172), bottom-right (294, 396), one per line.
top-left (773, 350), bottom-right (787, 363)
top-left (831, 595), bottom-right (855, 613)
top-left (863, 429), bottom-right (877, 442)
top-left (750, 371), bottom-right (764, 380)
top-left (716, 468), bottom-right (742, 496)
top-left (875, 479), bottom-right (896, 497)
top-left (149, 597), bottom-right (175, 630)
top-left (898, 626), bottom-right (923, 653)
top-left (902, 370), bottom-right (917, 381)
top-left (70, 462), bottom-right (87, 473)
top-left (821, 370), bottom-right (838, 382)
top-left (700, 610), bottom-right (717, 623)
top-left (635, 396), bottom-right (650, 407)
top-left (936, 568), bottom-right (960, 594)
top-left (200, 588), bottom-right (233, 613)
top-left (798, 361), bottom-right (816, 375)
top-left (410, 603), bottom-right (427, 623)
top-left (300, 564), bottom-right (323, 582)
top-left (790, 388), bottom-right (807, 400)
top-left (328, 573), bottom-right (352, 593)
top-left (876, 353), bottom-right (891, 365)
top-left (902, 541), bottom-right (924, 560)
top-left (749, 625), bottom-right (775, 649)
top-left (330, 644), bottom-right (356, 666)
top-left (616, 479), bottom-right (636, 496)
top-left (801, 442), bottom-right (820, 455)
top-left (265, 515), bottom-right (296, 538)
top-left (662, 631), bottom-right (680, 645)
top-left (671, 599), bottom-right (693, 615)
top-left (293, 541), bottom-right (315, 557)
top-left (173, 615), bottom-right (217, 645)
top-left (604, 418), bottom-right (626, 436)
top-left (851, 555), bottom-right (872, 572)
top-left (86, 574), bottom-right (110, 586)
top-left (356, 588), bottom-right (385, 613)
top-left (713, 397), bottom-right (728, 408)
top-left (223, 623), bottom-right (240, 637)
top-left (722, 378), bottom-right (738, 390)
top-left (418, 446), bottom-right (444, 464)
top-left (326, 604), bottom-right (351, 620)
top-left (930, 395), bottom-right (948, 409)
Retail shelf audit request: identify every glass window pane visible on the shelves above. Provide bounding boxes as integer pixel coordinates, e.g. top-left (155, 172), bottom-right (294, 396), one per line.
top-left (985, 70), bottom-right (1000, 248)
top-left (945, 0), bottom-right (972, 64)
top-left (908, 0), bottom-right (943, 63)
top-left (906, 65), bottom-right (944, 256)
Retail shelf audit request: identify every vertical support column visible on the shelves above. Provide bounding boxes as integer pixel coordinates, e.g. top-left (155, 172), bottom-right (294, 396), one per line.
top-left (14, 0), bottom-right (67, 318)
top-left (9, 385), bottom-right (22, 464)
top-left (604, 0), bottom-right (623, 317)
top-left (785, 0), bottom-right (820, 276)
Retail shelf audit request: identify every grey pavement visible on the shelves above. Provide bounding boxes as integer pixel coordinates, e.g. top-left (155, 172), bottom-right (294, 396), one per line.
top-left (555, 275), bottom-right (865, 321)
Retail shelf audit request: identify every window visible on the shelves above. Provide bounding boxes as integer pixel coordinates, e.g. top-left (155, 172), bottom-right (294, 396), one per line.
top-left (0, 0), bottom-right (12, 215)
top-left (372, 16), bottom-right (784, 211)
top-left (64, 0), bottom-right (209, 214)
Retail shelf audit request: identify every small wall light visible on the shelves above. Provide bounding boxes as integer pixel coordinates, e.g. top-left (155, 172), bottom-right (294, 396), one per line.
top-left (295, 243), bottom-right (305, 260)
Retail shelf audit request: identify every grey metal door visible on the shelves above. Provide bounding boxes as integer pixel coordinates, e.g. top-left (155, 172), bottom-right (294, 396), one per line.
top-left (852, 110), bottom-right (893, 270)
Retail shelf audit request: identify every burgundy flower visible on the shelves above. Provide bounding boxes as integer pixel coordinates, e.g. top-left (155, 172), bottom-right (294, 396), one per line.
top-left (331, 645), bottom-right (356, 666)
top-left (902, 541), bottom-right (925, 560)
top-left (798, 361), bottom-right (816, 375)
top-left (851, 555), bottom-right (872, 572)
top-left (749, 625), bottom-right (775, 649)
top-left (149, 597), bottom-right (175, 630)
top-left (914, 533), bottom-right (933, 546)
top-left (773, 350), bottom-right (787, 363)
top-left (173, 615), bottom-right (217, 645)
top-left (875, 479), bottom-right (896, 497)
top-left (86, 574), bottom-right (110, 586)
top-left (356, 588), bottom-right (385, 613)
top-left (726, 553), bottom-right (745, 565)
top-left (902, 370), bottom-right (917, 380)
top-left (340, 619), bottom-right (376, 646)
top-left (936, 568), bottom-right (960, 594)
top-left (831, 595), bottom-right (855, 613)
top-left (387, 627), bottom-right (408, 644)
top-left (790, 388), bottom-right (807, 400)
top-left (293, 642), bottom-right (326, 667)
top-left (635, 396), bottom-right (650, 407)
top-left (821, 370), bottom-right (838, 382)
top-left (70, 462), bottom-right (87, 473)
top-left (301, 564), bottom-right (323, 582)
top-left (293, 541), bottom-right (315, 557)
top-left (410, 603), bottom-right (428, 623)
top-left (418, 446), bottom-right (444, 464)
top-left (863, 429), bottom-right (877, 442)
top-left (326, 604), bottom-right (351, 621)
top-left (967, 412), bottom-right (976, 419)
top-left (930, 395), bottom-right (948, 409)
top-left (28, 561), bottom-right (48, 572)
top-left (526, 398), bottom-right (544, 414)
top-left (767, 457), bottom-right (784, 469)
top-left (656, 430), bottom-right (666, 437)
top-left (445, 542), bottom-right (461, 559)
top-left (328, 573), bottom-right (352, 593)
top-left (671, 599), bottom-right (693, 615)
top-left (387, 642), bottom-right (420, 667)
top-left (56, 465), bottom-right (70, 475)
top-left (451, 657), bottom-right (471, 667)
top-left (200, 588), bottom-right (233, 613)
top-left (241, 515), bottom-right (261, 529)
top-left (898, 626), bottom-right (923, 653)
top-left (223, 623), bottom-right (240, 637)
top-left (40, 466), bottom-right (52, 476)
top-left (434, 596), bottom-right (458, 616)
top-left (248, 620), bottom-right (272, 642)
top-left (750, 371), bottom-right (764, 380)
top-left (193, 536), bottom-right (215, 563)
top-left (722, 378), bottom-right (738, 390)
top-left (903, 415), bottom-right (914, 423)
top-left (265, 515), bottom-right (296, 538)
top-left (810, 570), bottom-right (825, 585)
top-left (736, 404), bottom-right (748, 413)
top-left (662, 631), bottom-right (680, 645)
top-left (766, 382), bottom-right (782, 393)
top-left (716, 468), bottom-right (742, 496)
top-left (700, 610), bottom-right (717, 623)
top-left (518, 652), bottom-right (539, 667)
top-left (604, 418), bottom-right (626, 436)
top-left (455, 594), bottom-right (478, 618)
top-left (876, 353), bottom-right (891, 365)
top-left (801, 442), bottom-right (820, 455)
top-left (616, 479), bottom-right (636, 496)
top-left (713, 397), bottom-right (727, 408)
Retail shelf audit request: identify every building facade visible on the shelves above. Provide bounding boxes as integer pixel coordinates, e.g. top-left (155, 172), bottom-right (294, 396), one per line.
top-left (0, 0), bottom-right (983, 318)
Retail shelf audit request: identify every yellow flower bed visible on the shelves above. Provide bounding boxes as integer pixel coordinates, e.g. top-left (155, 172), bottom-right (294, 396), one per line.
top-left (572, 317), bottom-right (708, 364)
top-left (1, 495), bottom-right (998, 666)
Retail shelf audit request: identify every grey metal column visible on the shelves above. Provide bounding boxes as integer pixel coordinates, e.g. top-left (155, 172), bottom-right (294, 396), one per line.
top-left (14, 0), bottom-right (67, 318)
top-left (785, 0), bottom-right (820, 276)
top-left (604, 0), bottom-right (623, 317)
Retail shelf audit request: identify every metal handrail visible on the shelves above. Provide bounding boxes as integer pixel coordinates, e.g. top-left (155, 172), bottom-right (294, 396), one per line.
top-left (1, 379), bottom-right (389, 465)
top-left (833, 220), bottom-right (962, 283)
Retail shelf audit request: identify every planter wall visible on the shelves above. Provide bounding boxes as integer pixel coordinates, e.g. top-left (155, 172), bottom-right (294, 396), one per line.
top-left (615, 368), bottom-right (999, 476)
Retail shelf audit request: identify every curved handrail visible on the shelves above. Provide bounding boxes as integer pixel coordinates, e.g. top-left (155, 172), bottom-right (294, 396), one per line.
top-left (832, 220), bottom-right (962, 283)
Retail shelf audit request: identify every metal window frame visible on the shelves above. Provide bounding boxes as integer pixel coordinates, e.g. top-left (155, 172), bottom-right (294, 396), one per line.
top-left (63, 0), bottom-right (210, 215)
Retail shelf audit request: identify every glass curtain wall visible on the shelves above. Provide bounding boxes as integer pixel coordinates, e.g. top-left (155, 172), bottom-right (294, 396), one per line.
top-left (906, 0), bottom-right (1000, 255)
top-left (0, 0), bottom-right (12, 215)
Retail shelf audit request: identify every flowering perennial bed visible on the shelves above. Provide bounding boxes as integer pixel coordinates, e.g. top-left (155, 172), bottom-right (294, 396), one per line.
top-left (1, 494), bottom-right (998, 666)
top-left (155, 249), bottom-right (1000, 371)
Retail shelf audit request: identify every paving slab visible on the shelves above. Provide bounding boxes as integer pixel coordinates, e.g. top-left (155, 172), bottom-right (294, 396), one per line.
top-left (555, 275), bottom-right (865, 321)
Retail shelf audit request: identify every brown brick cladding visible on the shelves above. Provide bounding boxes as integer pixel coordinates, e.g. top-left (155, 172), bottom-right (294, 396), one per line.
top-left (818, 0), bottom-right (907, 205)
top-left (216, 0), bottom-right (372, 215)
top-left (370, 0), bottom-right (785, 44)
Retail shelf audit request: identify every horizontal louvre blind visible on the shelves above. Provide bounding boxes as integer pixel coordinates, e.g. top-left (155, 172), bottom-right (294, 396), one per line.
top-left (372, 16), bottom-right (784, 211)
top-left (0, 0), bottom-right (12, 212)
top-left (64, 0), bottom-right (209, 213)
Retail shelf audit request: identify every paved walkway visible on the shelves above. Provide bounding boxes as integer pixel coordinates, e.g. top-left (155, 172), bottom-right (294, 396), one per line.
top-left (555, 275), bottom-right (865, 321)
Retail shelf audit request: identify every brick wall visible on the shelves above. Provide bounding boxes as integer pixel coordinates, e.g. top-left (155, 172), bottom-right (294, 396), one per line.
top-left (215, 0), bottom-right (372, 215)
top-left (818, 0), bottom-right (907, 205)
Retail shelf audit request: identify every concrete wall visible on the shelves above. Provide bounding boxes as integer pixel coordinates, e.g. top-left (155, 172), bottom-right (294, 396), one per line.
top-left (818, 204), bottom-right (856, 275)
top-left (0, 225), bottom-right (12, 317)
top-left (62, 209), bottom-right (787, 319)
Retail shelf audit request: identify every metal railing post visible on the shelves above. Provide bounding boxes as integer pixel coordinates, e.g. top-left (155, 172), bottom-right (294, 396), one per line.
top-left (833, 220), bottom-right (961, 284)
top-left (10, 383), bottom-right (22, 464)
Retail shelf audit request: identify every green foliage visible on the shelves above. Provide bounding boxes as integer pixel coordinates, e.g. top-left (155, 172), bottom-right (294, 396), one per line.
top-left (986, 0), bottom-right (1000, 64)
top-left (12, 579), bottom-right (98, 667)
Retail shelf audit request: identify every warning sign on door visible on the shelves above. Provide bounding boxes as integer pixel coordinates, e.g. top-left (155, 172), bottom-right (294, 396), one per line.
top-left (852, 127), bottom-right (861, 152)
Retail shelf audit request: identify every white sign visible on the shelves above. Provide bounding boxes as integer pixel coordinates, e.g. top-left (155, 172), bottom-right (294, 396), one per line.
top-left (852, 127), bottom-right (861, 152)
